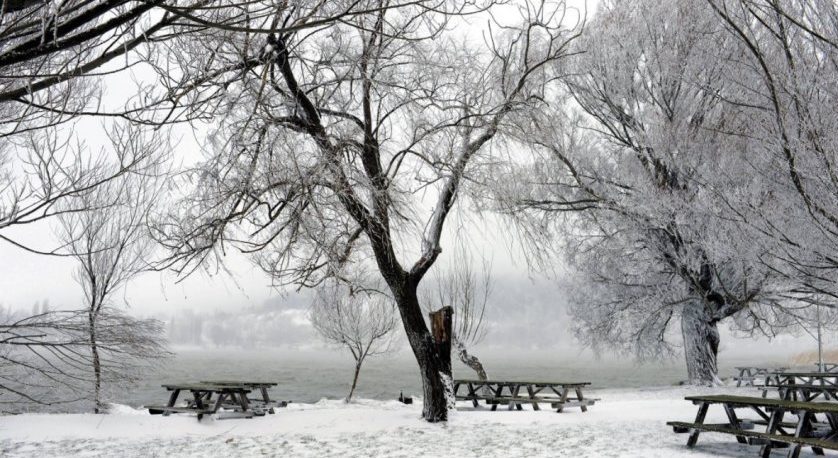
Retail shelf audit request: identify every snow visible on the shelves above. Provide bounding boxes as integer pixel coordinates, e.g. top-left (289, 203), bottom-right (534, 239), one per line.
top-left (1, 386), bottom-right (835, 457)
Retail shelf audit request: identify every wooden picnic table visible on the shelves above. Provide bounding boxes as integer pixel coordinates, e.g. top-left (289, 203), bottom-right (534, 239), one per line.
top-left (766, 371), bottom-right (838, 388)
top-left (668, 394), bottom-right (838, 457)
top-left (147, 383), bottom-right (258, 420)
top-left (200, 381), bottom-right (281, 414)
top-left (734, 366), bottom-right (788, 387)
top-left (453, 379), bottom-right (595, 412)
top-left (816, 363), bottom-right (838, 373)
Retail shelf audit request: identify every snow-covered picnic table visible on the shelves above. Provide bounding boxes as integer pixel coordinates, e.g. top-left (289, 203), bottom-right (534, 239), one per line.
top-left (668, 394), bottom-right (838, 457)
top-left (147, 382), bottom-right (277, 420)
top-left (453, 379), bottom-right (595, 412)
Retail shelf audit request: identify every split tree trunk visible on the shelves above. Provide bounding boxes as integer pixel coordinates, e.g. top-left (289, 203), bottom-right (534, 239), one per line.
top-left (429, 306), bottom-right (454, 409)
top-left (681, 300), bottom-right (721, 386)
top-left (392, 285), bottom-right (450, 422)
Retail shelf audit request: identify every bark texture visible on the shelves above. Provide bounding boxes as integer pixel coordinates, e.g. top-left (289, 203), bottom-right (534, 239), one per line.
top-left (681, 300), bottom-right (721, 386)
top-left (88, 311), bottom-right (102, 414)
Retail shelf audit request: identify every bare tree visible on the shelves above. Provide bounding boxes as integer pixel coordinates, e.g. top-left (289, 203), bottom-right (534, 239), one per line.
top-left (0, 306), bottom-right (168, 413)
top-left (0, 1), bottom-right (428, 255)
top-left (155, 0), bottom-right (582, 421)
top-left (310, 280), bottom-right (397, 403)
top-left (423, 248), bottom-right (491, 381)
top-left (55, 123), bottom-right (169, 413)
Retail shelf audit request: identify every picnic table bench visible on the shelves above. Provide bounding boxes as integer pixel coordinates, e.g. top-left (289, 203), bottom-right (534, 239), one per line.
top-left (734, 367), bottom-right (788, 387)
top-left (453, 379), bottom-right (595, 412)
top-left (147, 382), bottom-right (271, 420)
top-left (668, 394), bottom-right (838, 457)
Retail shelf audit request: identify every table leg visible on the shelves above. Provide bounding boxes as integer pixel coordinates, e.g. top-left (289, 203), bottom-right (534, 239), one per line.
top-left (760, 406), bottom-right (785, 458)
top-left (239, 390), bottom-right (250, 412)
top-left (575, 387), bottom-right (588, 413)
top-left (508, 385), bottom-right (520, 411)
top-left (192, 391), bottom-right (206, 410)
top-left (788, 410), bottom-right (814, 458)
top-left (212, 393), bottom-right (228, 413)
top-left (723, 404), bottom-right (747, 444)
top-left (491, 385), bottom-right (503, 411)
top-left (167, 389), bottom-right (181, 408)
top-left (555, 387), bottom-right (570, 414)
top-left (526, 385), bottom-right (540, 411)
top-left (687, 402), bottom-right (709, 447)
top-left (260, 386), bottom-right (275, 414)
top-left (467, 383), bottom-right (479, 408)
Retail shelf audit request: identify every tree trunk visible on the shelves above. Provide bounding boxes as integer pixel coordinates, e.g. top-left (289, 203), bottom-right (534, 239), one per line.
top-left (681, 300), bottom-right (721, 386)
top-left (88, 311), bottom-right (102, 414)
top-left (392, 284), bottom-right (450, 422)
top-left (346, 360), bottom-right (362, 403)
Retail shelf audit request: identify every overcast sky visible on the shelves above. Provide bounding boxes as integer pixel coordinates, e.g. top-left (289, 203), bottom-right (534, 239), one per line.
top-left (0, 0), bottom-right (830, 359)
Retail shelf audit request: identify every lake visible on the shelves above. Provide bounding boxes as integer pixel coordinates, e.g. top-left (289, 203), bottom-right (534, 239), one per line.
top-left (105, 347), bottom-right (791, 410)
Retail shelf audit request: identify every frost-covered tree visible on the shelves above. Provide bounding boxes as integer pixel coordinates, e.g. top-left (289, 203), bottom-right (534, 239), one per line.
top-left (310, 281), bottom-right (397, 403)
top-left (55, 124), bottom-right (169, 413)
top-left (155, 1), bottom-right (582, 421)
top-left (703, 0), bottom-right (838, 302)
top-left (501, 0), bottom-right (808, 384)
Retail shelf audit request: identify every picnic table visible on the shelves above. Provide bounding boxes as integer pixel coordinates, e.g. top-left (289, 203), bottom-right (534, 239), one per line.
top-left (734, 366), bottom-right (788, 387)
top-left (758, 372), bottom-right (838, 402)
top-left (200, 380), bottom-right (282, 414)
top-left (816, 363), bottom-right (838, 373)
top-left (453, 379), bottom-right (595, 412)
top-left (147, 382), bottom-right (270, 420)
top-left (766, 371), bottom-right (838, 388)
top-left (668, 394), bottom-right (838, 457)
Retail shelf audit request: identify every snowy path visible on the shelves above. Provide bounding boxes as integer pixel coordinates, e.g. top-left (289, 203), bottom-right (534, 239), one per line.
top-left (1, 386), bottom-right (836, 457)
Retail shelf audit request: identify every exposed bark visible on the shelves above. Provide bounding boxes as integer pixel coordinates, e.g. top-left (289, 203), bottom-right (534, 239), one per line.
top-left (88, 310), bottom-right (102, 414)
top-left (681, 300), bottom-right (721, 386)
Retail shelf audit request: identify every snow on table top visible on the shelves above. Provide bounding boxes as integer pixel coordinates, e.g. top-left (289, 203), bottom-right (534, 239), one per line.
top-left (0, 385), bottom-right (834, 457)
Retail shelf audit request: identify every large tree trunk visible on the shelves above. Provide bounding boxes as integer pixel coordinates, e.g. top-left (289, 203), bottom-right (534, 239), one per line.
top-left (393, 284), bottom-right (450, 422)
top-left (88, 311), bottom-right (102, 414)
top-left (681, 300), bottom-right (721, 386)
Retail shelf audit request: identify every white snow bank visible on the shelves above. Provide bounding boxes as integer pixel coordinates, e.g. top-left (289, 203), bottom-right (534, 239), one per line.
top-left (0, 386), bottom-right (833, 457)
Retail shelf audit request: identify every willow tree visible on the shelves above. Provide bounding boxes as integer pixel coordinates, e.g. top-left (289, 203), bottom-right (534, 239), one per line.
top-left (703, 0), bottom-right (838, 303)
top-left (499, 0), bottom-right (805, 384)
top-left (155, 0), bottom-right (581, 421)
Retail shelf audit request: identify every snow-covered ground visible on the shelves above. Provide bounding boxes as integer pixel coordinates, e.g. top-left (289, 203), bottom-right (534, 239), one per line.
top-left (0, 386), bottom-right (835, 457)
